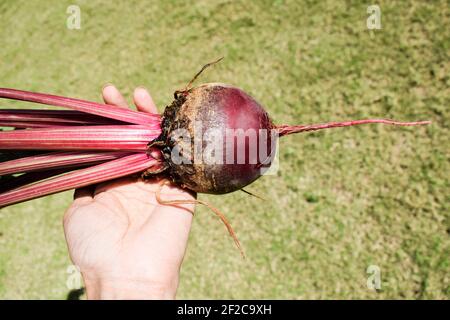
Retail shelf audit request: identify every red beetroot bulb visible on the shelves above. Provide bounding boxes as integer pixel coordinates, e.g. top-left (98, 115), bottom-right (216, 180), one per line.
top-left (153, 83), bottom-right (276, 194)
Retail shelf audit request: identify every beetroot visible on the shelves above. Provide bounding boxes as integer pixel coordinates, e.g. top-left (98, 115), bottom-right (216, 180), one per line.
top-left (147, 83), bottom-right (430, 195)
top-left (152, 83), bottom-right (275, 194)
top-left (0, 83), bottom-right (430, 207)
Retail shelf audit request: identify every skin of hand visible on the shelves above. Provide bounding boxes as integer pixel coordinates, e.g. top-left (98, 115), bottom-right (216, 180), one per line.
top-left (63, 85), bottom-right (196, 299)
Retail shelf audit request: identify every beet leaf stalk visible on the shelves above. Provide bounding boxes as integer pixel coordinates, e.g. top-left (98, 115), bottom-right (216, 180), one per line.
top-left (0, 88), bottom-right (160, 125)
top-left (0, 109), bottom-right (129, 128)
top-left (0, 125), bottom-right (160, 151)
top-left (0, 151), bottom-right (132, 175)
top-left (0, 168), bottom-right (83, 193)
top-left (0, 153), bottom-right (164, 208)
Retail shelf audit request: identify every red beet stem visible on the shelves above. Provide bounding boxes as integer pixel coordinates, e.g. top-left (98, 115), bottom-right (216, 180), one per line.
top-left (0, 153), bottom-right (163, 208)
top-left (0, 151), bottom-right (131, 175)
top-left (0, 168), bottom-right (81, 193)
top-left (0, 88), bottom-right (161, 126)
top-left (0, 125), bottom-right (160, 151)
top-left (277, 119), bottom-right (431, 136)
top-left (0, 121), bottom-right (69, 128)
top-left (0, 109), bottom-right (127, 127)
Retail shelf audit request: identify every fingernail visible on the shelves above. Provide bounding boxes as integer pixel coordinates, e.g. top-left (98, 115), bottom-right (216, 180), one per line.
top-left (134, 86), bottom-right (148, 94)
top-left (102, 83), bottom-right (115, 91)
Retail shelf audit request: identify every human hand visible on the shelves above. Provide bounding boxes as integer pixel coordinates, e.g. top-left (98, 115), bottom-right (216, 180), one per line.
top-left (63, 85), bottom-right (195, 299)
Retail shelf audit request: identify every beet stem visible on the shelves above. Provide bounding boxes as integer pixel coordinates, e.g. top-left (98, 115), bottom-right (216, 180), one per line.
top-left (0, 153), bottom-right (163, 208)
top-left (0, 88), bottom-right (160, 126)
top-left (0, 109), bottom-right (128, 127)
top-left (0, 168), bottom-right (83, 193)
top-left (0, 151), bottom-right (131, 175)
top-left (0, 125), bottom-right (160, 151)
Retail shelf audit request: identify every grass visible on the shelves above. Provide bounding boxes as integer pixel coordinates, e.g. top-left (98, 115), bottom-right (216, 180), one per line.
top-left (0, 0), bottom-right (448, 299)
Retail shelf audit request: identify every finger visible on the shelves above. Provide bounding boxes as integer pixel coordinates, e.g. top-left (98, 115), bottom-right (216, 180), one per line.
top-left (133, 87), bottom-right (158, 114)
top-left (102, 84), bottom-right (129, 108)
top-left (73, 186), bottom-right (95, 205)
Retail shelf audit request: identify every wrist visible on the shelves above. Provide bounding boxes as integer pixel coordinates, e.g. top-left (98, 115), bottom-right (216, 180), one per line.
top-left (82, 273), bottom-right (177, 300)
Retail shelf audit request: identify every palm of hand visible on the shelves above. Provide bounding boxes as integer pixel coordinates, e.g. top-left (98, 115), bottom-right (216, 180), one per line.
top-left (64, 177), bottom-right (194, 284)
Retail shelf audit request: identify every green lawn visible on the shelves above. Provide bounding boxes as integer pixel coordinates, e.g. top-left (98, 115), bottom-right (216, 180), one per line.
top-left (0, 0), bottom-right (448, 299)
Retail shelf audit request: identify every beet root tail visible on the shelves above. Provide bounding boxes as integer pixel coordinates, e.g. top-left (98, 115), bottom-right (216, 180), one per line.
top-left (276, 119), bottom-right (431, 136)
